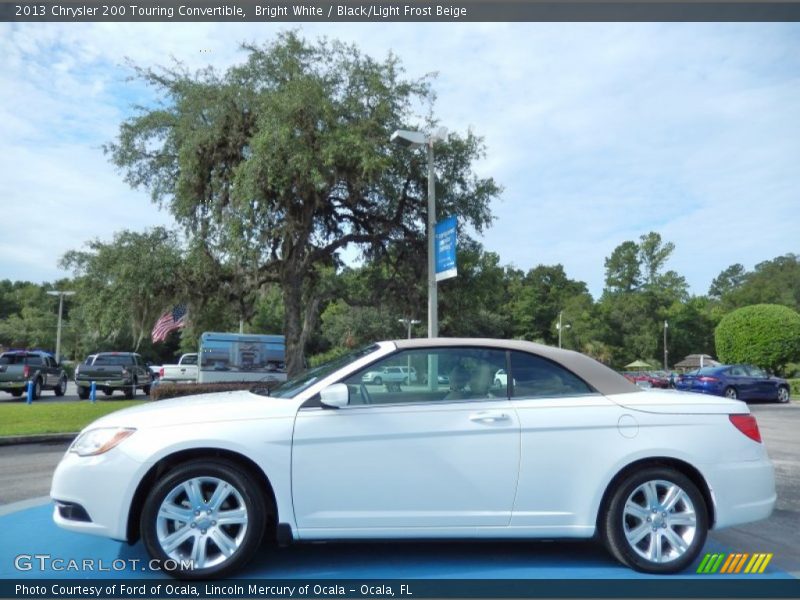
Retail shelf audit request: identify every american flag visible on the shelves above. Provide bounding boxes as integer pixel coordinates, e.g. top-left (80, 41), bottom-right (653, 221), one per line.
top-left (151, 304), bottom-right (188, 343)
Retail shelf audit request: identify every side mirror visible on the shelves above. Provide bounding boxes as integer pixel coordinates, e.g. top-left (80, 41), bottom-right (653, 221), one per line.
top-left (319, 383), bottom-right (350, 409)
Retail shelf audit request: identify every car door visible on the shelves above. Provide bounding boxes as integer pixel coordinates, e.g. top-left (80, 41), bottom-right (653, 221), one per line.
top-left (726, 365), bottom-right (754, 399)
top-left (44, 355), bottom-right (58, 387)
top-left (291, 346), bottom-right (520, 534)
top-left (507, 350), bottom-right (623, 530)
top-left (746, 366), bottom-right (775, 400)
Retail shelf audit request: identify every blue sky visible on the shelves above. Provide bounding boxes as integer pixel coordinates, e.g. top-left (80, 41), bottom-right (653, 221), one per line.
top-left (1, 22), bottom-right (798, 298)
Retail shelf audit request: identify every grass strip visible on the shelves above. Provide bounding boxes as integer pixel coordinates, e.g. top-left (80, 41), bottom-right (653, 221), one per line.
top-left (0, 401), bottom-right (145, 436)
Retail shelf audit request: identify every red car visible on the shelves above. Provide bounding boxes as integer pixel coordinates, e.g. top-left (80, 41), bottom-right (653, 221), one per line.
top-left (621, 370), bottom-right (670, 389)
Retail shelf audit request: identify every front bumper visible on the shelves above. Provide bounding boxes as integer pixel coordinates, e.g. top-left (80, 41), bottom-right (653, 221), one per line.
top-left (50, 445), bottom-right (149, 541)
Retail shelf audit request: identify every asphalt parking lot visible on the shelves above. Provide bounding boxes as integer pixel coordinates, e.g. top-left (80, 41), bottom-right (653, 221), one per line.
top-left (0, 401), bottom-right (798, 579)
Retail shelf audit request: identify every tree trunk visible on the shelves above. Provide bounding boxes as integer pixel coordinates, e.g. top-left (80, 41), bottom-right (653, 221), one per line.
top-left (283, 271), bottom-right (305, 378)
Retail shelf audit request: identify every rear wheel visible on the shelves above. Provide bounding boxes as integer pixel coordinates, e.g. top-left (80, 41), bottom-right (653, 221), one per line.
top-left (724, 386), bottom-right (738, 400)
top-left (78, 386), bottom-right (90, 400)
top-left (143, 384), bottom-right (152, 396)
top-left (140, 459), bottom-right (267, 579)
top-left (602, 467), bottom-right (708, 574)
top-left (103, 389), bottom-right (114, 397)
top-left (11, 390), bottom-right (23, 398)
top-left (373, 376), bottom-right (382, 386)
top-left (54, 376), bottom-right (67, 397)
top-left (777, 386), bottom-right (790, 404)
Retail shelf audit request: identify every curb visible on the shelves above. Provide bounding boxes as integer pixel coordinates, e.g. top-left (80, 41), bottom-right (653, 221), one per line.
top-left (0, 433), bottom-right (77, 446)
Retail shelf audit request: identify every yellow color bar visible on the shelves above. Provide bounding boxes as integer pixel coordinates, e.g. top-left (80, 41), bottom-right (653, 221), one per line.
top-left (758, 553), bottom-right (774, 574)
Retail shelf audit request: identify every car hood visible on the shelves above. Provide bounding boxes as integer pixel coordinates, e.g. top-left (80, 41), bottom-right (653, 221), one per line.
top-left (608, 389), bottom-right (749, 414)
top-left (85, 390), bottom-right (298, 430)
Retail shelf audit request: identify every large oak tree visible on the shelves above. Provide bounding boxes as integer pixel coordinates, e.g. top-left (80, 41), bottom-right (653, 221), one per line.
top-left (107, 32), bottom-right (499, 374)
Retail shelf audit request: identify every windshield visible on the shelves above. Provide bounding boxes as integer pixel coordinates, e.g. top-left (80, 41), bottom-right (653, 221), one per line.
top-left (258, 344), bottom-right (380, 399)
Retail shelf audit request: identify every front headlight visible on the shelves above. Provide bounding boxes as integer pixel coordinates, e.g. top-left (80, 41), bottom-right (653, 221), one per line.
top-left (70, 427), bottom-right (136, 457)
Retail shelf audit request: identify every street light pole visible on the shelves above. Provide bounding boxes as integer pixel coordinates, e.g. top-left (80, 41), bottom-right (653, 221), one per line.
top-left (398, 318), bottom-right (421, 339)
top-left (664, 320), bottom-right (669, 370)
top-left (391, 128), bottom-right (446, 339)
top-left (557, 311), bottom-right (571, 349)
top-left (46, 290), bottom-right (75, 363)
top-left (426, 141), bottom-right (437, 338)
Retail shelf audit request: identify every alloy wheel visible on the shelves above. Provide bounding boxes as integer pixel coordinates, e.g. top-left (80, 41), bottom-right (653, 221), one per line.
top-left (155, 476), bottom-right (249, 569)
top-left (622, 479), bottom-right (697, 564)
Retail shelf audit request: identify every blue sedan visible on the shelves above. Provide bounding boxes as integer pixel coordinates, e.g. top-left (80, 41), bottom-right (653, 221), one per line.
top-left (679, 364), bottom-right (791, 403)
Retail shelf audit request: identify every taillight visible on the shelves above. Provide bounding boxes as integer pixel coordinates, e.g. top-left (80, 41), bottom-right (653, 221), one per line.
top-left (729, 414), bottom-right (762, 443)
top-left (23, 365), bottom-right (30, 378)
top-left (159, 367), bottom-right (165, 377)
top-left (698, 376), bottom-right (719, 383)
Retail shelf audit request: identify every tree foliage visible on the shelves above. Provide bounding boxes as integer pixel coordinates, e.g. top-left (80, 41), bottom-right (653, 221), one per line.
top-left (715, 304), bottom-right (800, 374)
top-left (60, 228), bottom-right (185, 353)
top-left (106, 32), bottom-right (499, 375)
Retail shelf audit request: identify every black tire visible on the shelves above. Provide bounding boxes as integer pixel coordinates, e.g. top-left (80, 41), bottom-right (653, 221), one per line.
top-left (724, 386), bottom-right (738, 400)
top-left (31, 378), bottom-right (42, 400)
top-left (373, 376), bottom-right (382, 386)
top-left (494, 378), bottom-right (502, 387)
top-left (103, 389), bottom-right (114, 397)
top-left (140, 459), bottom-right (267, 579)
top-left (78, 386), bottom-right (90, 400)
top-left (601, 467), bottom-right (708, 574)
top-left (124, 382), bottom-right (136, 399)
top-left (777, 386), bottom-right (790, 404)
top-left (143, 384), bottom-right (152, 396)
top-left (11, 390), bottom-right (23, 398)
top-left (54, 376), bottom-right (67, 397)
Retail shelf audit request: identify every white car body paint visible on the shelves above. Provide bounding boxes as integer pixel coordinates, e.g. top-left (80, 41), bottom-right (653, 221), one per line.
top-left (51, 340), bottom-right (775, 552)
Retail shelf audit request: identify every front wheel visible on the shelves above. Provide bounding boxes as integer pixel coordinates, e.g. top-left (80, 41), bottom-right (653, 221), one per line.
top-left (373, 376), bottom-right (382, 386)
top-left (140, 459), bottom-right (267, 579)
top-left (77, 386), bottom-right (90, 400)
top-left (602, 467), bottom-right (708, 574)
top-left (724, 386), bottom-right (738, 400)
top-left (31, 378), bottom-right (42, 400)
top-left (777, 386), bottom-right (790, 404)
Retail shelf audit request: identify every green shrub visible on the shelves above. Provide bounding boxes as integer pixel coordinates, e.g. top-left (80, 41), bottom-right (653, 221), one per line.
top-left (151, 380), bottom-right (279, 401)
top-left (789, 379), bottom-right (800, 398)
top-left (715, 304), bottom-right (800, 374)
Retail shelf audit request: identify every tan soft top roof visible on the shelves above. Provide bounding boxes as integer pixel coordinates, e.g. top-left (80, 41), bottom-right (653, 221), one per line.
top-left (392, 337), bottom-right (638, 396)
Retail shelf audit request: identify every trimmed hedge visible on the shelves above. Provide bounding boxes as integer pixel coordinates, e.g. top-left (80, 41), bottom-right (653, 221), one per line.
top-left (151, 380), bottom-right (280, 401)
top-left (715, 304), bottom-right (800, 374)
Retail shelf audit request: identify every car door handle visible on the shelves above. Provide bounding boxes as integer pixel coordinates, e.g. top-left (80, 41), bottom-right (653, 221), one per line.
top-left (469, 411), bottom-right (510, 423)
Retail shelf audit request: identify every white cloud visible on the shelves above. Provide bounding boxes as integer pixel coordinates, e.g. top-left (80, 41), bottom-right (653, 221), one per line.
top-left (1, 22), bottom-right (798, 298)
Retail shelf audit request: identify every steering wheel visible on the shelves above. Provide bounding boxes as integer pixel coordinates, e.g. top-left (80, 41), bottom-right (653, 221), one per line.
top-left (359, 383), bottom-right (373, 405)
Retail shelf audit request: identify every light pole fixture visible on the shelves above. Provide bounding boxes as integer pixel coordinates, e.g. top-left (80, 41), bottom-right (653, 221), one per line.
top-left (398, 318), bottom-right (421, 339)
top-left (391, 127), bottom-right (446, 339)
top-left (47, 290), bottom-right (76, 363)
top-left (556, 311), bottom-right (571, 349)
top-left (664, 320), bottom-right (669, 370)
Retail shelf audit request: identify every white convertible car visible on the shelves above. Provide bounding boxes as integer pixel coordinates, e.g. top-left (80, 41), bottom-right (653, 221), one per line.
top-left (51, 339), bottom-right (776, 578)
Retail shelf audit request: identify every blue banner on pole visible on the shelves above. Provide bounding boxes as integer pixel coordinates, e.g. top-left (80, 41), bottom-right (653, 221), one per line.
top-left (435, 216), bottom-right (457, 282)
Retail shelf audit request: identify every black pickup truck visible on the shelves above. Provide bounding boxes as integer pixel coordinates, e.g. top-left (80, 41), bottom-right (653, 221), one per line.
top-left (0, 351), bottom-right (68, 399)
top-left (74, 352), bottom-right (153, 399)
